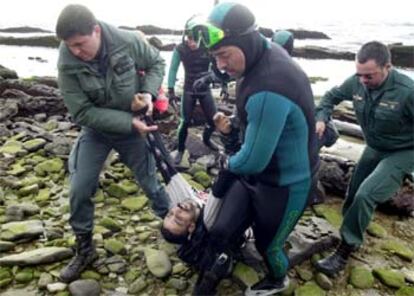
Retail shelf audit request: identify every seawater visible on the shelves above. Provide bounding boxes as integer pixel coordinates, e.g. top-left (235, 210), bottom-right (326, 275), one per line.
top-left (0, 20), bottom-right (413, 96)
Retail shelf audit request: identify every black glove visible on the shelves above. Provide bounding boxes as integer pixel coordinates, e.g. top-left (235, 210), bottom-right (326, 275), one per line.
top-left (167, 88), bottom-right (180, 108)
top-left (211, 154), bottom-right (237, 198)
top-left (167, 87), bottom-right (177, 101)
top-left (193, 73), bottom-right (214, 92)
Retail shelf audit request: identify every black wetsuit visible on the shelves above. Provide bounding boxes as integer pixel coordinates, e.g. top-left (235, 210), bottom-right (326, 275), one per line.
top-left (208, 38), bottom-right (319, 279)
top-left (167, 43), bottom-right (217, 151)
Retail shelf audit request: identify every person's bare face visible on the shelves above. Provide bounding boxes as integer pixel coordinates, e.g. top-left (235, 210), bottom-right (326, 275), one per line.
top-left (356, 59), bottom-right (390, 89)
top-left (65, 25), bottom-right (101, 61)
top-left (163, 200), bottom-right (198, 236)
top-left (211, 45), bottom-right (246, 78)
top-left (186, 36), bottom-right (198, 50)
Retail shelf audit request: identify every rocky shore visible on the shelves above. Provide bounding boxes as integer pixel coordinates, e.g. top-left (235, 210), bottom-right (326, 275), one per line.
top-left (0, 25), bottom-right (413, 67)
top-left (0, 65), bottom-right (413, 296)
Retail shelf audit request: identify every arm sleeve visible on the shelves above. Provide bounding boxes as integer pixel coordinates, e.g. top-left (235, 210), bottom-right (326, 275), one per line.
top-left (315, 76), bottom-right (355, 122)
top-left (131, 35), bottom-right (165, 97)
top-left (228, 92), bottom-right (291, 175)
top-left (58, 72), bottom-right (133, 134)
top-left (167, 48), bottom-right (181, 89)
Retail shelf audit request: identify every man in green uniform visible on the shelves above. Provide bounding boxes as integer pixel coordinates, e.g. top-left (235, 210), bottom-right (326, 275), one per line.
top-left (55, 4), bottom-right (170, 282)
top-left (314, 41), bottom-right (414, 276)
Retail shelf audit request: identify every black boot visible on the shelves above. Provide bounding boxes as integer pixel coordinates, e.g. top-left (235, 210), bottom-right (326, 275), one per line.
top-left (245, 275), bottom-right (290, 296)
top-left (193, 253), bottom-right (233, 296)
top-left (59, 233), bottom-right (98, 283)
top-left (203, 126), bottom-right (219, 151)
top-left (314, 241), bottom-right (355, 277)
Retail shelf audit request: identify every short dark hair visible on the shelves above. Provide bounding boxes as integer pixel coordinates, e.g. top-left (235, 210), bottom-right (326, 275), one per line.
top-left (56, 4), bottom-right (97, 40)
top-left (160, 225), bottom-right (189, 244)
top-left (357, 41), bottom-right (391, 67)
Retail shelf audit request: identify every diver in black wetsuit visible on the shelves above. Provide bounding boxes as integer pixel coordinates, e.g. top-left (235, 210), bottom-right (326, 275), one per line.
top-left (167, 16), bottom-right (219, 165)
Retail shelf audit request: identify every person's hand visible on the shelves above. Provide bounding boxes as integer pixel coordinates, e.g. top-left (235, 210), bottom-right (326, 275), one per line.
top-left (213, 112), bottom-right (232, 134)
top-left (315, 121), bottom-right (326, 139)
top-left (131, 93), bottom-right (153, 116)
top-left (212, 153), bottom-right (236, 198)
top-left (167, 87), bottom-right (179, 105)
top-left (132, 117), bottom-right (158, 135)
top-left (167, 88), bottom-right (176, 101)
top-left (193, 75), bottom-right (213, 92)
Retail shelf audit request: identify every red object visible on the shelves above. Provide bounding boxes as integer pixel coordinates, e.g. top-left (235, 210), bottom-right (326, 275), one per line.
top-left (154, 87), bottom-right (169, 113)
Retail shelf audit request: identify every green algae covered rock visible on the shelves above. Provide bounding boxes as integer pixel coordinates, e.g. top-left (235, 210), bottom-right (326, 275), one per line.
top-left (373, 268), bottom-right (405, 289)
top-left (349, 266), bottom-right (374, 289)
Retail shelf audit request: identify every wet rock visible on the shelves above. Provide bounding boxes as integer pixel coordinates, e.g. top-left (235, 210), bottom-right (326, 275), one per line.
top-left (315, 272), bottom-right (333, 290)
top-left (367, 222), bottom-right (387, 238)
top-left (312, 205), bottom-right (342, 228)
top-left (5, 203), bottom-right (40, 221)
top-left (47, 282), bottom-right (67, 293)
top-left (0, 247), bottom-right (72, 266)
top-left (34, 157), bottom-right (64, 176)
top-left (396, 286), bottom-right (414, 296)
top-left (287, 216), bottom-right (340, 267)
top-left (0, 65), bottom-right (18, 79)
top-left (390, 45), bottom-right (414, 68)
top-left (35, 188), bottom-right (51, 203)
top-left (44, 136), bottom-right (72, 156)
top-left (401, 267), bottom-right (414, 283)
top-left (121, 196), bottom-right (148, 211)
top-left (15, 267), bottom-right (34, 283)
top-left (22, 138), bottom-right (46, 152)
top-left (380, 240), bottom-right (414, 261)
top-left (128, 277), bottom-right (147, 294)
top-left (69, 279), bottom-right (101, 296)
top-left (166, 277), bottom-right (188, 291)
top-left (100, 217), bottom-right (122, 232)
top-left (295, 281), bottom-right (326, 296)
top-left (232, 262), bottom-right (259, 288)
top-left (104, 238), bottom-right (127, 255)
top-left (296, 267), bottom-right (313, 281)
top-left (0, 100), bottom-right (18, 121)
top-left (145, 248), bottom-right (172, 278)
top-left (105, 255), bottom-right (127, 274)
top-left (0, 267), bottom-right (13, 288)
top-left (293, 45), bottom-right (355, 61)
top-left (0, 140), bottom-right (26, 156)
top-left (105, 183), bottom-right (129, 198)
top-left (373, 268), bottom-right (405, 289)
top-left (349, 266), bottom-right (374, 289)
top-left (0, 219), bottom-right (44, 241)
top-left (81, 270), bottom-right (102, 281)
top-left (38, 272), bottom-right (54, 289)
top-left (193, 171), bottom-right (212, 188)
top-left (0, 240), bottom-right (15, 252)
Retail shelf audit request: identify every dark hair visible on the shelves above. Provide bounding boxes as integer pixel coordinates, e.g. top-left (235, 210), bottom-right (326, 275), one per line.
top-left (160, 225), bottom-right (189, 244)
top-left (56, 4), bottom-right (97, 40)
top-left (356, 41), bottom-right (391, 67)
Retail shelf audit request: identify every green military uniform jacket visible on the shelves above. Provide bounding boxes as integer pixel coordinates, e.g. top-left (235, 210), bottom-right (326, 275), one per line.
top-left (57, 22), bottom-right (165, 134)
top-left (316, 69), bottom-right (414, 152)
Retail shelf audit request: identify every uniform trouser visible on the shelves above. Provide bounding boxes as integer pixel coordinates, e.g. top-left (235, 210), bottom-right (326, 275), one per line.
top-left (208, 178), bottom-right (310, 279)
top-left (340, 146), bottom-right (414, 247)
top-left (177, 90), bottom-right (217, 152)
top-left (68, 128), bottom-right (171, 235)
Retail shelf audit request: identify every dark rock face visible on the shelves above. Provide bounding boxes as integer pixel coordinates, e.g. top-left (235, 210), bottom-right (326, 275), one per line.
top-left (135, 25), bottom-right (182, 35)
top-left (0, 65), bottom-right (18, 79)
top-left (0, 36), bottom-right (59, 48)
top-left (293, 46), bottom-right (355, 60)
top-left (390, 45), bottom-right (414, 68)
top-left (259, 27), bottom-right (330, 39)
top-left (0, 26), bottom-right (52, 33)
